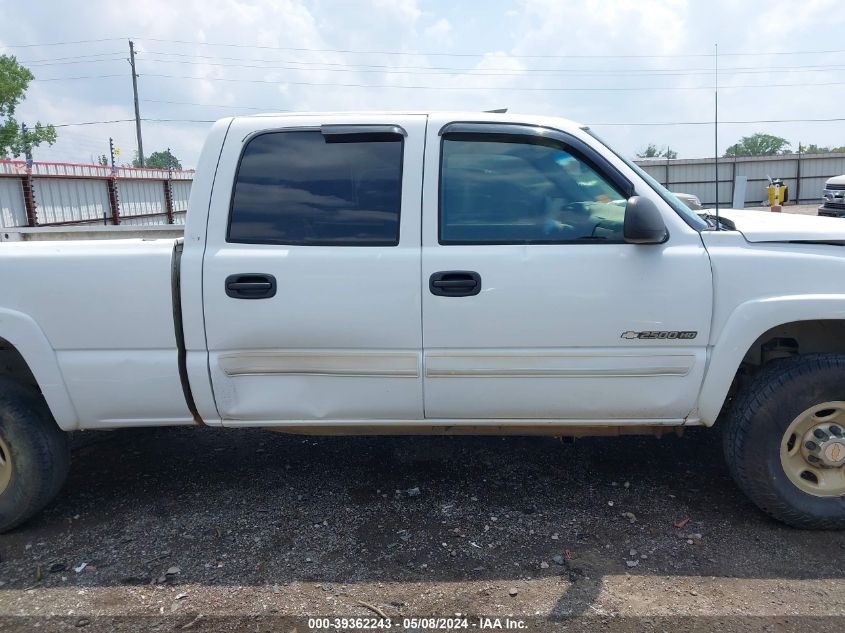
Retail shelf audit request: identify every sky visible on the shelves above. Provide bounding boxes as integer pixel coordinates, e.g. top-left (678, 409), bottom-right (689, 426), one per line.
top-left (1, 0), bottom-right (844, 169)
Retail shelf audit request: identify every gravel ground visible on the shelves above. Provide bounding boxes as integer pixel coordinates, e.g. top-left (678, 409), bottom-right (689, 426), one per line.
top-left (1, 426), bottom-right (844, 632)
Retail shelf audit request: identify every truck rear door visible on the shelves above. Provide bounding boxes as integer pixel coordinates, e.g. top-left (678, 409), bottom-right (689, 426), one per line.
top-left (201, 115), bottom-right (426, 424)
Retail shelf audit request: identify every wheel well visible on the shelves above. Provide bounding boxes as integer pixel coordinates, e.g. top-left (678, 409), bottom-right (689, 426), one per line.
top-left (724, 319), bottom-right (845, 410)
top-left (0, 337), bottom-right (39, 390)
top-left (742, 320), bottom-right (845, 367)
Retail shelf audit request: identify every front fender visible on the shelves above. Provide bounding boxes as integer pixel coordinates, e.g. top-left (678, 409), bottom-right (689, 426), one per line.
top-left (698, 294), bottom-right (845, 425)
top-left (0, 308), bottom-right (79, 431)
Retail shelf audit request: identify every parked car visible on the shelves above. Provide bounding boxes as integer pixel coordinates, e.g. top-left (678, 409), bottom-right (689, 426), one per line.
top-left (3, 111), bottom-right (845, 532)
top-left (672, 192), bottom-right (703, 210)
top-left (818, 175), bottom-right (845, 217)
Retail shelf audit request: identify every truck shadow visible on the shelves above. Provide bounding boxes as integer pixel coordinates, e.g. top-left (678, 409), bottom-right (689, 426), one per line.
top-left (1, 426), bottom-right (844, 618)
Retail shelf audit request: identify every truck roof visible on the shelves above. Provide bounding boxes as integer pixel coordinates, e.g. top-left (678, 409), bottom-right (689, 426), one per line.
top-left (228, 111), bottom-right (588, 134)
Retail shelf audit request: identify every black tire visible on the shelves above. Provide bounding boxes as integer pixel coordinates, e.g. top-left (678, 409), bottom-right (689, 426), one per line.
top-left (723, 354), bottom-right (845, 529)
top-left (0, 377), bottom-right (70, 533)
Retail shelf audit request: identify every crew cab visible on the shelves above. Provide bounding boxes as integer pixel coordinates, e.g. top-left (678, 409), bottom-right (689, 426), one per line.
top-left (2, 111), bottom-right (845, 531)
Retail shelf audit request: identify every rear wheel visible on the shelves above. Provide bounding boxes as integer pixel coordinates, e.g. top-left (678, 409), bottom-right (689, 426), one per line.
top-left (0, 378), bottom-right (70, 533)
top-left (723, 354), bottom-right (845, 529)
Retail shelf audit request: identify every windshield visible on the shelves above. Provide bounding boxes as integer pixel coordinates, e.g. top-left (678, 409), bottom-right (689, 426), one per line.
top-left (584, 129), bottom-right (709, 231)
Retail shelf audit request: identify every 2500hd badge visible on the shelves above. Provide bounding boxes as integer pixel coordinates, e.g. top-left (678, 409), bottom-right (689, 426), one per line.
top-left (621, 330), bottom-right (698, 340)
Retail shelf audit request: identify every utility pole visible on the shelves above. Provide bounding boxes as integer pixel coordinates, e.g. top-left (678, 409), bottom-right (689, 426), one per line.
top-left (128, 40), bottom-right (144, 167)
top-left (714, 42), bottom-right (719, 229)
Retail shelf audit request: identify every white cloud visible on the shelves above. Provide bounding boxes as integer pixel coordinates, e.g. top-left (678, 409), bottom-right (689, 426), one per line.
top-left (423, 17), bottom-right (452, 43)
top-left (513, 0), bottom-right (689, 57)
top-left (370, 0), bottom-right (423, 29)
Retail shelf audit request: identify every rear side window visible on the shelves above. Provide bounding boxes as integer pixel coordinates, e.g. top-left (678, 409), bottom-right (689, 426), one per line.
top-left (228, 130), bottom-right (403, 246)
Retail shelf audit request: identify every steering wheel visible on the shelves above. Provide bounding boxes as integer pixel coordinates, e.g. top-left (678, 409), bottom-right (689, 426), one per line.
top-left (561, 200), bottom-right (593, 216)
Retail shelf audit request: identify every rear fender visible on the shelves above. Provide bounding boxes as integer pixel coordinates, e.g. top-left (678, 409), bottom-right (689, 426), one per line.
top-left (0, 308), bottom-right (78, 430)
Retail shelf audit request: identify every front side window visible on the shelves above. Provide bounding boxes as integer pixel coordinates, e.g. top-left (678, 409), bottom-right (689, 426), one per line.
top-left (584, 128), bottom-right (709, 231)
top-left (229, 130), bottom-right (403, 246)
top-left (439, 134), bottom-right (627, 244)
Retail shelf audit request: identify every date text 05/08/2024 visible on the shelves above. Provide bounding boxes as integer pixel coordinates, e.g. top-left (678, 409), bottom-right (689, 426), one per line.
top-left (307, 616), bottom-right (528, 630)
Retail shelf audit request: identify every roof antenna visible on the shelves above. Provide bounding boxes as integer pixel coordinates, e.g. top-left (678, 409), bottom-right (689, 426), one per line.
top-left (485, 108), bottom-right (508, 113)
top-left (714, 42), bottom-right (720, 230)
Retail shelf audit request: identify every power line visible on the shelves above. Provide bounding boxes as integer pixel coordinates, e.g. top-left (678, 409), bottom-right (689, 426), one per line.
top-left (23, 57), bottom-right (127, 68)
top-left (18, 47), bottom-right (845, 77)
top-left (142, 118), bottom-right (216, 124)
top-left (50, 118), bottom-right (213, 127)
top-left (137, 73), bottom-right (845, 92)
top-left (591, 117), bottom-right (845, 126)
top-left (30, 69), bottom-right (845, 91)
top-left (136, 55), bottom-right (845, 78)
top-left (17, 51), bottom-right (125, 64)
top-left (53, 119), bottom-right (136, 128)
top-left (135, 36), bottom-right (845, 59)
top-left (28, 73), bottom-right (845, 92)
top-left (142, 98), bottom-right (271, 111)
top-left (1, 37), bottom-right (127, 48)
top-left (140, 101), bottom-right (845, 128)
top-left (32, 74), bottom-right (124, 82)
top-left (6, 35), bottom-right (845, 59)
top-left (41, 115), bottom-right (845, 129)
top-left (140, 49), bottom-right (845, 75)
top-left (140, 73), bottom-right (710, 90)
top-left (26, 62), bottom-right (845, 85)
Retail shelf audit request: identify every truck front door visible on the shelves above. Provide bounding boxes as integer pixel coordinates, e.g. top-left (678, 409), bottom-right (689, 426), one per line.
top-left (420, 118), bottom-right (713, 423)
top-left (202, 115), bottom-right (426, 424)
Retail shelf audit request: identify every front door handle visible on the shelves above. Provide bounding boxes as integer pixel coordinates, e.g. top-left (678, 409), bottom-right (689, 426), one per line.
top-left (429, 271), bottom-right (481, 297)
top-left (225, 274), bottom-right (277, 299)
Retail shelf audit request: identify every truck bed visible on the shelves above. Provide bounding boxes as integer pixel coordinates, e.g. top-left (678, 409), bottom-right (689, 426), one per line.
top-left (0, 238), bottom-right (194, 428)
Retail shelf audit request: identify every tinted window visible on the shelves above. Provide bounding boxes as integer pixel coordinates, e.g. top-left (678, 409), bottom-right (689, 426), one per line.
top-left (440, 135), bottom-right (626, 244)
top-left (229, 131), bottom-right (403, 245)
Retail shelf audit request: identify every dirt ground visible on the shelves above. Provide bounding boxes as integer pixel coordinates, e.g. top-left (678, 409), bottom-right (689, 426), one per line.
top-left (1, 427), bottom-right (844, 632)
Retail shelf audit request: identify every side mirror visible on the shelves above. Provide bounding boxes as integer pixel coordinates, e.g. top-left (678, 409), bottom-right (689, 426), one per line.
top-left (624, 196), bottom-right (668, 244)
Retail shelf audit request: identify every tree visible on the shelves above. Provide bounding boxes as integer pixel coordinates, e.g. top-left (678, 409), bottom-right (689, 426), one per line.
top-left (636, 143), bottom-right (677, 159)
top-left (0, 54), bottom-right (57, 158)
top-left (724, 133), bottom-right (790, 157)
top-left (96, 154), bottom-right (109, 167)
top-left (799, 143), bottom-right (829, 154)
top-left (799, 143), bottom-right (845, 154)
top-left (133, 148), bottom-right (182, 170)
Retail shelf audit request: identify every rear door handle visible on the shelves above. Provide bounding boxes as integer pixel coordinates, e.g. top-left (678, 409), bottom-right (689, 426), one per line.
top-left (429, 271), bottom-right (481, 297)
top-left (225, 274), bottom-right (277, 299)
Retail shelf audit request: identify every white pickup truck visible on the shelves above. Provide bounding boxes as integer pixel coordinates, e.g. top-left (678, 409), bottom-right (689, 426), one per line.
top-left (3, 111), bottom-right (845, 532)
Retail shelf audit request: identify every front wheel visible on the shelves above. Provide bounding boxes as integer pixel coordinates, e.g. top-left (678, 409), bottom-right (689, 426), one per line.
top-left (723, 354), bottom-right (845, 529)
top-left (0, 378), bottom-right (70, 533)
